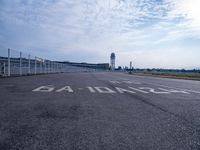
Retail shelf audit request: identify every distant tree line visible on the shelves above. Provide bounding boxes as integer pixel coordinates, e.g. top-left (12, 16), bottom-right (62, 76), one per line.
top-left (133, 68), bottom-right (200, 73)
top-left (115, 66), bottom-right (200, 73)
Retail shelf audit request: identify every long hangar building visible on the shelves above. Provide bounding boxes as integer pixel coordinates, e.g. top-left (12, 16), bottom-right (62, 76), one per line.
top-left (62, 61), bottom-right (109, 70)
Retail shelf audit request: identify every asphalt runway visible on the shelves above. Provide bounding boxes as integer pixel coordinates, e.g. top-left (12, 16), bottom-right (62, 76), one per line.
top-left (0, 72), bottom-right (200, 150)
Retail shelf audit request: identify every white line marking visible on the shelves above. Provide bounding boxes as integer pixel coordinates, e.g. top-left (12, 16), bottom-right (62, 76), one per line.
top-left (32, 85), bottom-right (54, 92)
top-left (147, 83), bottom-right (200, 94)
top-left (123, 81), bottom-right (141, 84)
top-left (109, 80), bottom-right (141, 84)
top-left (56, 86), bottom-right (73, 93)
top-left (158, 88), bottom-right (190, 94)
top-left (109, 81), bottom-right (121, 84)
top-left (139, 87), bottom-right (170, 94)
top-left (87, 87), bottom-right (96, 93)
top-left (128, 87), bottom-right (149, 93)
top-left (94, 87), bottom-right (116, 93)
top-left (115, 87), bottom-right (136, 94)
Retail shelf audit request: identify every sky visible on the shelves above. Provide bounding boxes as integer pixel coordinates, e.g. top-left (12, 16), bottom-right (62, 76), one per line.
top-left (0, 0), bottom-right (200, 69)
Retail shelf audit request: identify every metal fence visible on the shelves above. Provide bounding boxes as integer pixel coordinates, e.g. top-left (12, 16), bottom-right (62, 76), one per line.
top-left (0, 48), bottom-right (93, 77)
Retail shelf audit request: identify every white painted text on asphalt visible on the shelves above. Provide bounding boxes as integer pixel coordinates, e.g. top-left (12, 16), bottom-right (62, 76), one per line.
top-left (32, 85), bottom-right (191, 95)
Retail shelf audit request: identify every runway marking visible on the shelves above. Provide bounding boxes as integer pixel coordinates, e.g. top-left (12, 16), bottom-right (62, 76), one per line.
top-left (94, 87), bottom-right (116, 93)
top-left (32, 85), bottom-right (54, 92)
top-left (147, 83), bottom-right (200, 94)
top-left (109, 81), bottom-right (120, 84)
top-left (138, 87), bottom-right (170, 94)
top-left (115, 87), bottom-right (136, 93)
top-left (56, 86), bottom-right (73, 93)
top-left (129, 87), bottom-right (149, 93)
top-left (87, 87), bottom-right (96, 93)
top-left (158, 88), bottom-right (190, 94)
top-left (116, 79), bottom-right (199, 94)
top-left (32, 85), bottom-right (193, 95)
top-left (109, 80), bottom-right (141, 84)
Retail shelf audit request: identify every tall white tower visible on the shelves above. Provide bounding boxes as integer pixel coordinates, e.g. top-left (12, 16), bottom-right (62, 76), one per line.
top-left (110, 53), bottom-right (115, 70)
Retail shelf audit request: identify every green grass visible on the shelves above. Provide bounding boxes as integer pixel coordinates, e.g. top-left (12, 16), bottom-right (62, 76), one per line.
top-left (129, 71), bottom-right (200, 81)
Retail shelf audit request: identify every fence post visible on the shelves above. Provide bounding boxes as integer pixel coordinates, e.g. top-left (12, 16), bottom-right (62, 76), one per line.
top-left (52, 61), bottom-right (54, 73)
top-left (52, 62), bottom-right (54, 73)
top-left (20, 52), bottom-right (22, 76)
top-left (44, 60), bottom-right (46, 74)
top-left (55, 62), bottom-right (57, 73)
top-left (54, 62), bottom-right (56, 73)
top-left (55, 62), bottom-right (56, 73)
top-left (40, 60), bottom-right (42, 74)
top-left (47, 61), bottom-right (49, 73)
top-left (56, 63), bottom-right (58, 73)
top-left (55, 63), bottom-right (57, 73)
top-left (28, 54), bottom-right (31, 74)
top-left (63, 64), bottom-right (65, 72)
top-left (49, 61), bottom-right (51, 73)
top-left (3, 62), bottom-right (5, 75)
top-left (49, 61), bottom-right (50, 73)
top-left (50, 61), bottom-right (52, 73)
top-left (8, 48), bottom-right (10, 76)
top-left (54, 62), bottom-right (55, 73)
top-left (35, 57), bottom-right (37, 74)
top-left (53, 61), bottom-right (54, 73)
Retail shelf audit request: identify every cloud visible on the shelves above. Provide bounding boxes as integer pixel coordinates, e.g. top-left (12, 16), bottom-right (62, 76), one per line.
top-left (0, 0), bottom-right (199, 68)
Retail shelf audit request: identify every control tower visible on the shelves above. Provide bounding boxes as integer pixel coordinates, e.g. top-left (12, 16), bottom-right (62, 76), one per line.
top-left (110, 53), bottom-right (115, 71)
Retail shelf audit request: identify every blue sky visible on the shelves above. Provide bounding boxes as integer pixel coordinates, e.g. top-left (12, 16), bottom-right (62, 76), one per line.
top-left (0, 0), bottom-right (200, 69)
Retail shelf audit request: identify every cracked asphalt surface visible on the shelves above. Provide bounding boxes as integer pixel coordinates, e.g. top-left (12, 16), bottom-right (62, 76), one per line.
top-left (0, 72), bottom-right (200, 150)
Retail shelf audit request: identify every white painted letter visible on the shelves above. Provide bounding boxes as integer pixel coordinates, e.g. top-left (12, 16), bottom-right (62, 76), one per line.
top-left (94, 87), bottom-right (116, 93)
top-left (115, 87), bottom-right (135, 94)
top-left (32, 85), bottom-right (54, 92)
top-left (158, 88), bottom-right (189, 94)
top-left (139, 87), bottom-right (169, 94)
top-left (87, 87), bottom-right (96, 93)
top-left (129, 87), bottom-right (149, 93)
top-left (56, 86), bottom-right (73, 93)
